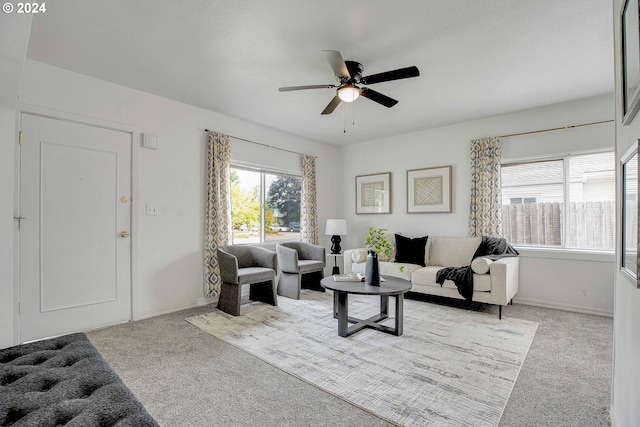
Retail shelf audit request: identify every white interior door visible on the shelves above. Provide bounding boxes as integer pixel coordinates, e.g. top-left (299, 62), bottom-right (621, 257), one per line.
top-left (19, 113), bottom-right (132, 342)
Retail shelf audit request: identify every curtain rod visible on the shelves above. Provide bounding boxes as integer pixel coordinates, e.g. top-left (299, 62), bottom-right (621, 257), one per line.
top-left (498, 119), bottom-right (613, 139)
top-left (204, 129), bottom-right (315, 158)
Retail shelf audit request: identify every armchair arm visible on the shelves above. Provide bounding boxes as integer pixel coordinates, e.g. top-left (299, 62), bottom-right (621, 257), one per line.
top-left (250, 247), bottom-right (277, 270)
top-left (217, 249), bottom-right (239, 284)
top-left (276, 244), bottom-right (300, 273)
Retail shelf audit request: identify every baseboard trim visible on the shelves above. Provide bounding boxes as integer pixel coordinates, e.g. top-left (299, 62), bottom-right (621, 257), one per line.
top-left (135, 296), bottom-right (217, 321)
top-left (514, 297), bottom-right (613, 317)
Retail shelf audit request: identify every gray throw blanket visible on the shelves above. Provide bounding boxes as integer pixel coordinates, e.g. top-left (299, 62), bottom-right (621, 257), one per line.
top-left (435, 237), bottom-right (518, 301)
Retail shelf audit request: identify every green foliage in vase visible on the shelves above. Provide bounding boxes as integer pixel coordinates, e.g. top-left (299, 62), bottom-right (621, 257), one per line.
top-left (365, 227), bottom-right (393, 259)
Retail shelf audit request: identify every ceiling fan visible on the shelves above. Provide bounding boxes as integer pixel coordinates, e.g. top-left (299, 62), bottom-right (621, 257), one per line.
top-left (279, 50), bottom-right (420, 115)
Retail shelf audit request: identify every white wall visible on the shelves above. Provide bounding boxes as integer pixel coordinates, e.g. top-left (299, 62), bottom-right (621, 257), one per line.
top-left (612, 0), bottom-right (640, 424)
top-left (515, 249), bottom-right (614, 316)
top-left (341, 93), bottom-right (615, 316)
top-left (0, 13), bottom-right (31, 109)
top-left (0, 59), bottom-right (341, 345)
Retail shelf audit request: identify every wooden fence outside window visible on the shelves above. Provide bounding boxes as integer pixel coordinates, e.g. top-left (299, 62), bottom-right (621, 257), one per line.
top-left (501, 201), bottom-right (615, 250)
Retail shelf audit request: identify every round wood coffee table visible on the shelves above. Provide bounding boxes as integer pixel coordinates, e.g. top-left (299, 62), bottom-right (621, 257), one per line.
top-left (320, 276), bottom-right (412, 337)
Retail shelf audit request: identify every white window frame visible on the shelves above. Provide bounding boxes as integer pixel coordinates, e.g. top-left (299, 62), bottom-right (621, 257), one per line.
top-left (501, 151), bottom-right (615, 254)
top-left (230, 164), bottom-right (302, 244)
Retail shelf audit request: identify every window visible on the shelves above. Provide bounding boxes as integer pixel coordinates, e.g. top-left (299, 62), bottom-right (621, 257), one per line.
top-left (230, 166), bottom-right (301, 244)
top-left (501, 152), bottom-right (615, 250)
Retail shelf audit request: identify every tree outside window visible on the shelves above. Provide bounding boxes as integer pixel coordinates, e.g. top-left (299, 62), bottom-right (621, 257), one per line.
top-left (266, 175), bottom-right (301, 228)
top-left (230, 167), bottom-right (301, 244)
top-left (230, 169), bottom-right (260, 232)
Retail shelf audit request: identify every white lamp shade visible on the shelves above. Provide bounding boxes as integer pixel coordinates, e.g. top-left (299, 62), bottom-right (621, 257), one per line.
top-left (325, 219), bottom-right (348, 235)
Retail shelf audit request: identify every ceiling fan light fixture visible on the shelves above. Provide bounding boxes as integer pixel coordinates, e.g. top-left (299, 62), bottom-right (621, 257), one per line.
top-left (337, 85), bottom-right (361, 102)
top-left (279, 51), bottom-right (418, 115)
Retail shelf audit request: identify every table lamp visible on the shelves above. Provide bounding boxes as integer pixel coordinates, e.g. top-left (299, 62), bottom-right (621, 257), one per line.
top-left (325, 219), bottom-right (347, 254)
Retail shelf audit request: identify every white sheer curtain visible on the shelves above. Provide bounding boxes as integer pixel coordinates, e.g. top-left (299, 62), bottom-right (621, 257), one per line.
top-left (301, 155), bottom-right (319, 244)
top-left (204, 131), bottom-right (233, 298)
top-left (468, 137), bottom-right (503, 237)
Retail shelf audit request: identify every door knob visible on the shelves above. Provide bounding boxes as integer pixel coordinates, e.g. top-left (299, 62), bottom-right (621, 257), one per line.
top-left (120, 231), bottom-right (130, 238)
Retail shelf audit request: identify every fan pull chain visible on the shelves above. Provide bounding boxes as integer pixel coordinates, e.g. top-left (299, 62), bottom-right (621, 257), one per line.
top-left (352, 102), bottom-right (356, 126)
top-left (343, 102), bottom-right (347, 133)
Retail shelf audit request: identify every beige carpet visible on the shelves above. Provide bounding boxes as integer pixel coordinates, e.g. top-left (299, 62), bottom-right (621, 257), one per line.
top-left (186, 290), bottom-right (538, 427)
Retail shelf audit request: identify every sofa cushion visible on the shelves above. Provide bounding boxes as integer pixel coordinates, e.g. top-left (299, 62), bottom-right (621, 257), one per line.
top-left (411, 266), bottom-right (492, 292)
top-left (237, 267), bottom-right (276, 284)
top-left (412, 266), bottom-right (455, 289)
top-left (427, 237), bottom-right (482, 267)
top-left (298, 259), bottom-right (324, 273)
top-left (350, 261), bottom-right (419, 281)
top-left (394, 234), bottom-right (428, 267)
top-left (471, 257), bottom-right (494, 274)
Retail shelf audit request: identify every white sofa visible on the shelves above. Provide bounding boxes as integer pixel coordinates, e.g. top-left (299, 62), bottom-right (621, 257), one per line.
top-left (343, 236), bottom-right (519, 318)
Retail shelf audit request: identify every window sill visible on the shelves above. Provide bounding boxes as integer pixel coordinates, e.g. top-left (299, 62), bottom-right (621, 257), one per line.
top-left (513, 246), bottom-right (614, 262)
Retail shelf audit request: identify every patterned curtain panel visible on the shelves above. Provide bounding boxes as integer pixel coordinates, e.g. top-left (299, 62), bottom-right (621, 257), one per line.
top-left (204, 131), bottom-right (233, 298)
top-left (301, 155), bottom-right (319, 244)
top-left (468, 137), bottom-right (503, 238)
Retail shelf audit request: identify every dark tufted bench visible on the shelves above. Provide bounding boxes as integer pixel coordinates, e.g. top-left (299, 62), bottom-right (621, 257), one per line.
top-left (0, 333), bottom-right (159, 426)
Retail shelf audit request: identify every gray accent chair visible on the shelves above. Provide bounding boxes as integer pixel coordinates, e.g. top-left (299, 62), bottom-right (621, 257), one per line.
top-left (276, 242), bottom-right (326, 299)
top-left (217, 245), bottom-right (278, 316)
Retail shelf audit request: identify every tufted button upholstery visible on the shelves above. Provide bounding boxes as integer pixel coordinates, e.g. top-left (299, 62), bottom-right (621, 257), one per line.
top-left (0, 333), bottom-right (159, 426)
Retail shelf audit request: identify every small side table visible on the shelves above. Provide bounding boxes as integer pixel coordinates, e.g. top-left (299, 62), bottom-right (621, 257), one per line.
top-left (327, 253), bottom-right (343, 275)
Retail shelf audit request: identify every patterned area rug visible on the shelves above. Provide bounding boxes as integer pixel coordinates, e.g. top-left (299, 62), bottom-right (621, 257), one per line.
top-left (187, 290), bottom-right (537, 427)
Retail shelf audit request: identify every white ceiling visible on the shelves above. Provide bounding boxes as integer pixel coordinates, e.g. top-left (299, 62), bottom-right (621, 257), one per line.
top-left (25, 0), bottom-right (614, 145)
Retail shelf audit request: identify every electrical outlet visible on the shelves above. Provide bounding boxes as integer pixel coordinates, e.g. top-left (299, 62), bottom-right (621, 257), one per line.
top-left (145, 204), bottom-right (158, 216)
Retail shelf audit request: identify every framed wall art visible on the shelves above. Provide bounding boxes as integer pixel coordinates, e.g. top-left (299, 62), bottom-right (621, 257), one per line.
top-left (355, 172), bottom-right (391, 214)
top-left (406, 165), bottom-right (452, 213)
top-left (622, 0), bottom-right (640, 125)
top-left (621, 141), bottom-right (639, 286)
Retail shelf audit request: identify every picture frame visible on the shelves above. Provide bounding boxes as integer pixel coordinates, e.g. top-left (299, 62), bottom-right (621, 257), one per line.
top-left (355, 172), bottom-right (391, 214)
top-left (622, 0), bottom-right (640, 125)
top-left (406, 165), bottom-right (452, 213)
top-left (621, 141), bottom-right (639, 287)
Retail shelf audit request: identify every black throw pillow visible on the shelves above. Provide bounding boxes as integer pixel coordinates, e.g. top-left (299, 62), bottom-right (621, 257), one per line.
top-left (394, 234), bottom-right (428, 267)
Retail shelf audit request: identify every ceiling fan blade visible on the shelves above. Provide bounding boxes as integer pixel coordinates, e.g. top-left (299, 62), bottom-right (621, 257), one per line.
top-left (279, 84), bottom-right (336, 92)
top-left (321, 95), bottom-right (342, 115)
top-left (361, 66), bottom-right (420, 85)
top-left (323, 50), bottom-right (350, 79)
top-left (360, 88), bottom-right (398, 108)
